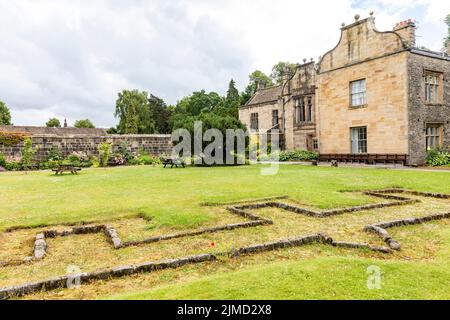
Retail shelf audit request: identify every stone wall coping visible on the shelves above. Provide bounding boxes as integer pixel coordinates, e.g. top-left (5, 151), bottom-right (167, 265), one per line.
top-left (28, 134), bottom-right (172, 139)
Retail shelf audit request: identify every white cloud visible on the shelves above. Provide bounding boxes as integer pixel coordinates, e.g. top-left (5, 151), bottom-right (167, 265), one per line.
top-left (0, 0), bottom-right (447, 127)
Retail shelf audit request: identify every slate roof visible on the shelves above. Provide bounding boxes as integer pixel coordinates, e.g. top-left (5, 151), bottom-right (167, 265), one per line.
top-left (245, 85), bottom-right (281, 107)
top-left (0, 126), bottom-right (108, 136)
top-left (410, 48), bottom-right (450, 61)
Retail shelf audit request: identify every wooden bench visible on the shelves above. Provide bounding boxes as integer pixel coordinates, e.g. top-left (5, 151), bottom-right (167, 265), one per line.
top-left (319, 154), bottom-right (407, 165)
top-left (162, 158), bottom-right (186, 168)
top-left (52, 165), bottom-right (82, 175)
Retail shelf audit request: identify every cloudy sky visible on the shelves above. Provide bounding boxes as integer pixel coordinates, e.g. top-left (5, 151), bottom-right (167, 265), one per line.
top-left (1, 0), bottom-right (449, 127)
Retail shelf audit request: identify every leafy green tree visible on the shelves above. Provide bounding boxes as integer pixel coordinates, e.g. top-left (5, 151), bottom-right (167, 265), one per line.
top-left (97, 142), bottom-right (111, 167)
top-left (106, 127), bottom-right (118, 134)
top-left (443, 14), bottom-right (450, 51)
top-left (172, 112), bottom-right (248, 165)
top-left (21, 138), bottom-right (38, 173)
top-left (115, 90), bottom-right (155, 134)
top-left (241, 70), bottom-right (273, 105)
top-left (0, 100), bottom-right (12, 125)
top-left (46, 118), bottom-right (61, 128)
top-left (124, 103), bottom-right (139, 134)
top-left (270, 61), bottom-right (298, 84)
top-left (174, 90), bottom-right (224, 117)
top-left (74, 119), bottom-right (95, 128)
top-left (149, 94), bottom-right (172, 134)
top-left (190, 90), bottom-right (223, 116)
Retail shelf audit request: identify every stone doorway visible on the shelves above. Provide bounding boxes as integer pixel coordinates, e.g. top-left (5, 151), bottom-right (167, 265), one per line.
top-left (306, 134), bottom-right (314, 151)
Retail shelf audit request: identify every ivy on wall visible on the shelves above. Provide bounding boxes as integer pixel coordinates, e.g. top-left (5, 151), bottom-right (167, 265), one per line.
top-left (0, 131), bottom-right (30, 146)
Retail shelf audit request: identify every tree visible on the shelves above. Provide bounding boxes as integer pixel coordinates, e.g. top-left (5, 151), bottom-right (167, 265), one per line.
top-left (172, 112), bottom-right (248, 165)
top-left (207, 79), bottom-right (240, 119)
top-left (106, 127), bottom-right (118, 134)
top-left (241, 70), bottom-right (273, 105)
top-left (124, 103), bottom-right (139, 134)
top-left (225, 79), bottom-right (240, 106)
top-left (46, 118), bottom-right (61, 128)
top-left (149, 94), bottom-right (172, 134)
top-left (115, 90), bottom-right (155, 134)
top-left (270, 61), bottom-right (298, 84)
top-left (97, 142), bottom-right (111, 167)
top-left (0, 100), bottom-right (11, 125)
top-left (74, 119), bottom-right (95, 128)
top-left (21, 138), bottom-right (38, 173)
top-left (443, 14), bottom-right (450, 51)
top-left (175, 90), bottom-right (224, 117)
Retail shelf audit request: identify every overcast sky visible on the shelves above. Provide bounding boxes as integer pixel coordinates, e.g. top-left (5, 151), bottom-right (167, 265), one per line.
top-left (1, 0), bottom-right (449, 128)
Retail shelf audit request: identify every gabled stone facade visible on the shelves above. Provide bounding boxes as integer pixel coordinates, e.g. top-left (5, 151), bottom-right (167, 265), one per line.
top-left (407, 50), bottom-right (450, 164)
top-left (239, 14), bottom-right (450, 165)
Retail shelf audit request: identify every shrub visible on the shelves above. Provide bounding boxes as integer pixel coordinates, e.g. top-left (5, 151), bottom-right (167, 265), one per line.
top-left (98, 142), bottom-right (112, 167)
top-left (39, 160), bottom-right (60, 170)
top-left (128, 156), bottom-right (142, 166)
top-left (5, 160), bottom-right (21, 171)
top-left (139, 154), bottom-right (161, 165)
top-left (118, 141), bottom-right (133, 162)
top-left (111, 153), bottom-right (126, 166)
top-left (279, 150), bottom-right (318, 162)
top-left (63, 151), bottom-right (92, 167)
top-left (0, 131), bottom-right (29, 146)
top-left (67, 151), bottom-right (89, 163)
top-left (21, 138), bottom-right (39, 172)
top-left (47, 146), bottom-right (62, 161)
top-left (426, 147), bottom-right (450, 166)
top-left (90, 155), bottom-right (100, 168)
top-left (0, 153), bottom-right (6, 167)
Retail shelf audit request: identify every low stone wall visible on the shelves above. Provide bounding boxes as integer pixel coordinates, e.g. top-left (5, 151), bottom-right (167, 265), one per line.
top-left (0, 134), bottom-right (173, 161)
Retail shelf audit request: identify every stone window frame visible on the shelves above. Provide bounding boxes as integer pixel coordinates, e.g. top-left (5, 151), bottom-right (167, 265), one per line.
top-left (425, 122), bottom-right (444, 150)
top-left (350, 126), bottom-right (368, 154)
top-left (306, 97), bottom-right (313, 122)
top-left (250, 113), bottom-right (259, 131)
top-left (423, 70), bottom-right (444, 105)
top-left (349, 79), bottom-right (367, 108)
top-left (272, 110), bottom-right (279, 127)
top-left (295, 97), bottom-right (305, 124)
top-left (313, 138), bottom-right (319, 151)
top-left (294, 96), bottom-right (314, 126)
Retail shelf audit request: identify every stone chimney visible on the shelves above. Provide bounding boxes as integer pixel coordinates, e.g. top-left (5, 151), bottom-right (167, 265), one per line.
top-left (394, 19), bottom-right (416, 48)
top-left (256, 80), bottom-right (265, 91)
top-left (282, 66), bottom-right (292, 82)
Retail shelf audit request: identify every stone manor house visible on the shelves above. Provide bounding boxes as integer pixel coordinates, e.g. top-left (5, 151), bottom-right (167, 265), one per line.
top-left (239, 14), bottom-right (450, 165)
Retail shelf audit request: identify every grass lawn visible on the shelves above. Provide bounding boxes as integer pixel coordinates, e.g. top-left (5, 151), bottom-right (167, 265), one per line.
top-left (0, 165), bottom-right (449, 299)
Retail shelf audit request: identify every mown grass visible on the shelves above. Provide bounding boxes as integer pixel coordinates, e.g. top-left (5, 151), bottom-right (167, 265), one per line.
top-left (113, 256), bottom-right (450, 300)
top-left (1, 165), bottom-right (449, 231)
top-left (0, 165), bottom-right (449, 300)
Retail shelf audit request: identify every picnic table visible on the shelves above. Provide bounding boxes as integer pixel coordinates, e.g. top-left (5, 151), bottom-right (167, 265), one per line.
top-left (52, 164), bottom-right (82, 175)
top-left (162, 157), bottom-right (186, 168)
